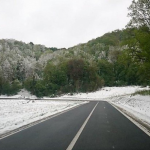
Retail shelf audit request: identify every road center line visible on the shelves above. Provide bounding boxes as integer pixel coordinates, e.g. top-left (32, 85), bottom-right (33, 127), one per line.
top-left (66, 102), bottom-right (99, 150)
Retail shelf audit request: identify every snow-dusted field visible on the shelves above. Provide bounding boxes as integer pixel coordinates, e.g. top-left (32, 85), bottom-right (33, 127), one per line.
top-left (109, 95), bottom-right (150, 125)
top-left (0, 89), bottom-right (37, 99)
top-left (0, 86), bottom-right (150, 136)
top-left (0, 100), bottom-right (86, 135)
top-left (59, 86), bottom-right (149, 100)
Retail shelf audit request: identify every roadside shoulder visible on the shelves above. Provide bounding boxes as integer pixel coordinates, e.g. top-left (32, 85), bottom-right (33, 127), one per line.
top-left (109, 102), bottom-right (150, 137)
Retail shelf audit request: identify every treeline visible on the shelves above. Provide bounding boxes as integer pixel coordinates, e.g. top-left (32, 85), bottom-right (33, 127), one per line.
top-left (0, 0), bottom-right (149, 97)
top-left (0, 26), bottom-right (149, 97)
top-left (24, 58), bottom-right (104, 97)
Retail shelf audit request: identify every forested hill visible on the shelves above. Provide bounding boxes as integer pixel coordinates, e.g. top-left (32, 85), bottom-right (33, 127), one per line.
top-left (0, 26), bottom-right (150, 97)
top-left (68, 29), bottom-right (128, 60)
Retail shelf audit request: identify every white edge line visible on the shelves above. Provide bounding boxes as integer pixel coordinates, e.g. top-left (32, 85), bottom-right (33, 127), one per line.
top-left (109, 102), bottom-right (150, 137)
top-left (0, 101), bottom-right (88, 140)
top-left (66, 102), bottom-right (99, 150)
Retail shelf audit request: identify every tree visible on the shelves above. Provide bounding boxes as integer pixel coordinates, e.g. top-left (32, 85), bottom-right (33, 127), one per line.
top-left (24, 75), bottom-right (37, 95)
top-left (0, 75), bottom-right (2, 94)
top-left (16, 61), bottom-right (25, 81)
top-left (122, 27), bottom-right (150, 85)
top-left (43, 62), bottom-right (67, 95)
top-left (67, 59), bottom-right (85, 82)
top-left (127, 0), bottom-right (150, 29)
top-left (115, 50), bottom-right (140, 85)
top-left (67, 59), bottom-right (103, 92)
top-left (97, 60), bottom-right (114, 86)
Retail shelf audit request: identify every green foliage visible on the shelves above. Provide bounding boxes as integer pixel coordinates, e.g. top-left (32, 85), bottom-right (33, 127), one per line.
top-left (41, 59), bottom-right (104, 96)
top-left (23, 58), bottom-right (104, 97)
top-left (15, 61), bottom-right (25, 81)
top-left (24, 75), bottom-right (38, 95)
top-left (0, 79), bottom-right (22, 95)
top-left (66, 59), bottom-right (103, 92)
top-left (43, 62), bottom-right (68, 95)
top-left (11, 80), bottom-right (22, 94)
top-left (49, 47), bottom-right (59, 51)
top-left (29, 42), bottom-right (34, 46)
top-left (1, 3), bottom-right (150, 97)
top-left (122, 27), bottom-right (150, 85)
top-left (87, 30), bottom-right (124, 47)
top-left (97, 60), bottom-right (114, 86)
top-left (127, 0), bottom-right (150, 29)
top-left (132, 90), bottom-right (150, 96)
top-left (34, 80), bottom-right (46, 97)
top-left (0, 75), bottom-right (2, 94)
top-left (114, 50), bottom-right (140, 85)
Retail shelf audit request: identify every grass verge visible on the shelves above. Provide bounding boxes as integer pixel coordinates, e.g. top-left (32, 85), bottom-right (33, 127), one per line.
top-left (132, 90), bottom-right (150, 96)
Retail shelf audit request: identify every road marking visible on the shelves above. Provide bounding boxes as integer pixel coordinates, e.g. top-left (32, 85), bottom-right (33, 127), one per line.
top-left (0, 102), bottom-right (88, 140)
top-left (66, 102), bottom-right (99, 150)
top-left (109, 102), bottom-right (150, 137)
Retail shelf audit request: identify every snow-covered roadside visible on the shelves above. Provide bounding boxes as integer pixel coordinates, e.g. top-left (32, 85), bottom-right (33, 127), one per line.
top-left (0, 89), bottom-right (37, 99)
top-left (0, 86), bottom-right (150, 136)
top-left (0, 100), bottom-right (87, 135)
top-left (57, 86), bottom-right (150, 129)
top-left (58, 86), bottom-right (149, 100)
top-left (0, 86), bottom-right (148, 100)
top-left (108, 95), bottom-right (150, 126)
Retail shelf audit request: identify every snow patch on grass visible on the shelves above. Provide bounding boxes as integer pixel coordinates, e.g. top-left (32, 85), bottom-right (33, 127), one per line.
top-left (109, 95), bottom-right (150, 125)
top-left (0, 89), bottom-right (37, 99)
top-left (58, 86), bottom-right (149, 100)
top-left (0, 100), bottom-right (86, 135)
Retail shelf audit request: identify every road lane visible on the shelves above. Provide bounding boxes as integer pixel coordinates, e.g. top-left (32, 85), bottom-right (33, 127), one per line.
top-left (67, 102), bottom-right (99, 150)
top-left (0, 101), bottom-right (150, 150)
top-left (73, 101), bottom-right (150, 150)
top-left (0, 102), bottom-right (97, 150)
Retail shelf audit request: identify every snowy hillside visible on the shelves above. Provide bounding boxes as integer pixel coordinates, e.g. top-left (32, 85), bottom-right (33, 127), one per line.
top-left (0, 39), bottom-right (95, 82)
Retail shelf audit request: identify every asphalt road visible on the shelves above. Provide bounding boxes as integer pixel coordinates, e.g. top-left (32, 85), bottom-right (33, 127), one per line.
top-left (0, 101), bottom-right (150, 150)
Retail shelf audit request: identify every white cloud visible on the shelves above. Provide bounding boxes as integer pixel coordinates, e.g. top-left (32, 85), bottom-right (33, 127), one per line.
top-left (0, 0), bottom-right (132, 48)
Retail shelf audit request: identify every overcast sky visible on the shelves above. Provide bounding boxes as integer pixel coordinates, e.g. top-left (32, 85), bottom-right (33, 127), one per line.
top-left (0, 0), bottom-right (132, 48)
